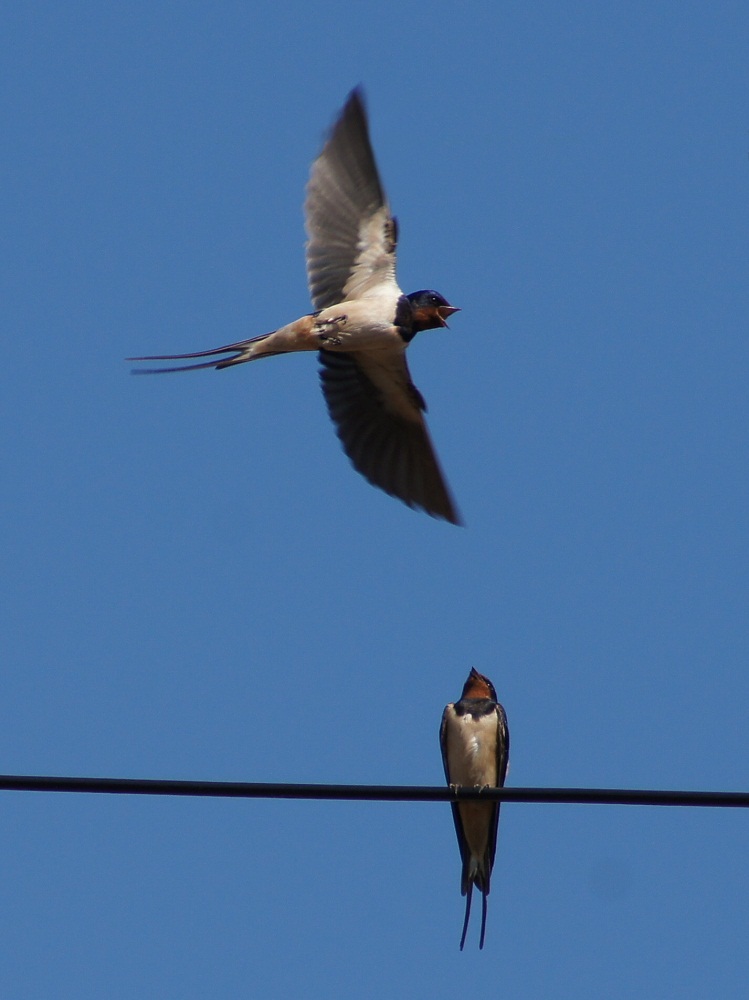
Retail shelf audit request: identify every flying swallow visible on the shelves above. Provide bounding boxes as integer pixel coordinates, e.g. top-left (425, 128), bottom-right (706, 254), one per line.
top-left (129, 88), bottom-right (461, 524)
top-left (439, 668), bottom-right (510, 950)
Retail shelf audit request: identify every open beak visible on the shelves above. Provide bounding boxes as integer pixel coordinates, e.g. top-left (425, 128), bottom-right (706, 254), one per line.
top-left (437, 305), bottom-right (461, 327)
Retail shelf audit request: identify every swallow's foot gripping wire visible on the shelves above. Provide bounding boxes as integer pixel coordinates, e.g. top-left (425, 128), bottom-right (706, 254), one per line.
top-left (315, 316), bottom-right (347, 346)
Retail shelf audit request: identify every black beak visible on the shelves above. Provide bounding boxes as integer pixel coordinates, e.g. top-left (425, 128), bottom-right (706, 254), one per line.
top-left (437, 305), bottom-right (460, 327)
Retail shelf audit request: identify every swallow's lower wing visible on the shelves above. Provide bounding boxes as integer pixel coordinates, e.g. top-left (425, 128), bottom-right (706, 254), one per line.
top-left (440, 707), bottom-right (474, 885)
top-left (495, 705), bottom-right (510, 791)
top-left (487, 705), bottom-right (510, 875)
top-left (319, 350), bottom-right (461, 524)
top-left (305, 88), bottom-right (400, 311)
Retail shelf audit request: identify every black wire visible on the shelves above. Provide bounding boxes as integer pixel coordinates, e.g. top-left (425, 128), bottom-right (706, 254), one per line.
top-left (0, 774), bottom-right (747, 807)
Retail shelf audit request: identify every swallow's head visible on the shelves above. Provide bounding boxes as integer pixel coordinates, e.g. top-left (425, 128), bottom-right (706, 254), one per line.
top-left (460, 668), bottom-right (498, 703)
top-left (406, 290), bottom-right (460, 332)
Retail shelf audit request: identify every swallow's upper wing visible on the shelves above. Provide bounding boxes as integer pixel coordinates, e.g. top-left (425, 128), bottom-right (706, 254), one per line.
top-left (319, 349), bottom-right (461, 524)
top-left (305, 88), bottom-right (400, 311)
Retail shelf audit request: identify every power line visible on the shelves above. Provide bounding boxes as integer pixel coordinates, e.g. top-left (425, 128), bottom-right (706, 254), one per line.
top-left (0, 774), bottom-right (747, 808)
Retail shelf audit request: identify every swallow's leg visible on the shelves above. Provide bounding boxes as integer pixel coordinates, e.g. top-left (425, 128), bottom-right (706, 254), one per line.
top-left (315, 315), bottom-right (347, 346)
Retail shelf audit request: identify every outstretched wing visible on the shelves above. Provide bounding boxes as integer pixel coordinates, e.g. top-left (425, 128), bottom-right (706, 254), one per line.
top-left (305, 88), bottom-right (400, 310)
top-left (319, 350), bottom-right (461, 524)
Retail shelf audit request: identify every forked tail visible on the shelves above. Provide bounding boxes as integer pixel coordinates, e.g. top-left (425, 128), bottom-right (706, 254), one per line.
top-left (128, 331), bottom-right (281, 374)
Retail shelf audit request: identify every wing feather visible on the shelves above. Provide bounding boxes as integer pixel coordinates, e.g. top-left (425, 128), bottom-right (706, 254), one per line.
top-left (305, 88), bottom-right (400, 310)
top-left (440, 708), bottom-right (473, 890)
top-left (487, 704), bottom-right (510, 877)
top-left (319, 350), bottom-right (460, 524)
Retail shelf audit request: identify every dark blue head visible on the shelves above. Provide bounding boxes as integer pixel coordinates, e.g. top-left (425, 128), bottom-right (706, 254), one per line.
top-left (406, 290), bottom-right (460, 332)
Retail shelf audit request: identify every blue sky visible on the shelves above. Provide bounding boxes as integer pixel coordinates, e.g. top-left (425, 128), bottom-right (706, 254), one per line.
top-left (2, 2), bottom-right (748, 996)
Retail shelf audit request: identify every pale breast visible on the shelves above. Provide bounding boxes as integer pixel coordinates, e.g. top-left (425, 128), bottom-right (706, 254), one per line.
top-left (316, 294), bottom-right (405, 349)
top-left (444, 710), bottom-right (499, 788)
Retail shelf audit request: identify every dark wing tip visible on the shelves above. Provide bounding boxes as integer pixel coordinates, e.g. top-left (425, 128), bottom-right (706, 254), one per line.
top-left (323, 84), bottom-right (370, 153)
top-left (344, 84), bottom-right (366, 114)
top-left (443, 500), bottom-right (464, 527)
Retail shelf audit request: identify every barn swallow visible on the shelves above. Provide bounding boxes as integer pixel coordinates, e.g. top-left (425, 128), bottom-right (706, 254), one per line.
top-left (129, 88), bottom-right (461, 524)
top-left (439, 668), bottom-right (510, 950)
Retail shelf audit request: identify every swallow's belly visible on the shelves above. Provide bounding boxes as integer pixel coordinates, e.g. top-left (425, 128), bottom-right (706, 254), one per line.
top-left (315, 298), bottom-right (404, 351)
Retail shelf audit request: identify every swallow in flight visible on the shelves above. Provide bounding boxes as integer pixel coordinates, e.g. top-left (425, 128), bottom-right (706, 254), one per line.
top-left (130, 88), bottom-right (461, 524)
top-left (439, 669), bottom-right (510, 950)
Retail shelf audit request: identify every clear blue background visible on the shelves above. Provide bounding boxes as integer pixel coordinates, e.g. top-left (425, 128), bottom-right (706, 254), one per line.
top-left (2, 2), bottom-right (748, 996)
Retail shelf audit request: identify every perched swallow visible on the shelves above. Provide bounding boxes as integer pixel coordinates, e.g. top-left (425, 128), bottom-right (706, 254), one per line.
top-left (439, 668), bottom-right (510, 950)
top-left (129, 88), bottom-right (461, 524)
